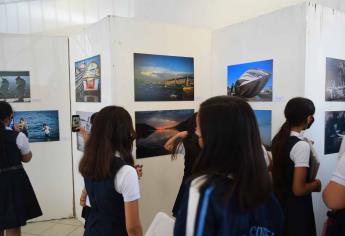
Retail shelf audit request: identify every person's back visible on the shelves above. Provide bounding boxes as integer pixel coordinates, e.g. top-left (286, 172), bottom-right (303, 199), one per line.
top-left (175, 177), bottom-right (283, 236)
top-left (174, 96), bottom-right (283, 236)
top-left (84, 158), bottom-right (127, 236)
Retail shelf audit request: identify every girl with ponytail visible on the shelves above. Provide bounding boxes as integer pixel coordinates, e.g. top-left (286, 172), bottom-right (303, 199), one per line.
top-left (0, 101), bottom-right (42, 236)
top-left (272, 97), bottom-right (320, 236)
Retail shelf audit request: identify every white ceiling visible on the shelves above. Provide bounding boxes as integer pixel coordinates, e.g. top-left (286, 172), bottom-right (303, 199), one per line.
top-left (134, 0), bottom-right (308, 29)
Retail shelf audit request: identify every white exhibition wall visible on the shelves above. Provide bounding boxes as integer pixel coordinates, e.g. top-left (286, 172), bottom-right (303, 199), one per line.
top-left (213, 2), bottom-right (345, 235)
top-left (305, 4), bottom-right (345, 233)
top-left (69, 17), bottom-right (114, 220)
top-left (0, 34), bottom-right (74, 220)
top-left (69, 16), bottom-right (212, 230)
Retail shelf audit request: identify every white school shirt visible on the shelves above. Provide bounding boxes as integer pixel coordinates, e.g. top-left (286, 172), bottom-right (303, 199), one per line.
top-left (289, 131), bottom-right (310, 168)
top-left (331, 154), bottom-right (345, 186)
top-left (5, 126), bottom-right (31, 155)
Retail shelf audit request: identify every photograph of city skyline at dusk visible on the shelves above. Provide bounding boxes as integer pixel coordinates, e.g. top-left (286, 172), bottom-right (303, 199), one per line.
top-left (134, 53), bottom-right (194, 101)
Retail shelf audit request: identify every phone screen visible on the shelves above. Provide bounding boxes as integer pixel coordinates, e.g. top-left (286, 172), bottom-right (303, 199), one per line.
top-left (72, 115), bottom-right (80, 132)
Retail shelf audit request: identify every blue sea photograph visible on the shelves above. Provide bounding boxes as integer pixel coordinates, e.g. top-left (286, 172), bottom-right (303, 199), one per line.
top-left (135, 109), bottom-right (194, 158)
top-left (0, 71), bottom-right (30, 102)
top-left (254, 110), bottom-right (272, 146)
top-left (134, 53), bottom-right (194, 101)
top-left (227, 59), bottom-right (273, 101)
top-left (13, 110), bottom-right (60, 143)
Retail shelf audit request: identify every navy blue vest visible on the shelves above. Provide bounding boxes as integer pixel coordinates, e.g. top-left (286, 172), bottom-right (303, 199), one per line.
top-left (84, 158), bottom-right (128, 236)
top-left (280, 136), bottom-right (316, 236)
top-left (1, 130), bottom-right (22, 168)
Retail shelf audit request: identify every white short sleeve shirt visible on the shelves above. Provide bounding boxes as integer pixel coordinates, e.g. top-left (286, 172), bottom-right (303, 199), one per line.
top-left (114, 163), bottom-right (141, 202)
top-left (331, 154), bottom-right (345, 186)
top-left (6, 127), bottom-right (31, 155)
top-left (290, 131), bottom-right (310, 168)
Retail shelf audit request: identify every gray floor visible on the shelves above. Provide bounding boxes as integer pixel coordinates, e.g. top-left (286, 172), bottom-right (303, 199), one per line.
top-left (21, 218), bottom-right (84, 236)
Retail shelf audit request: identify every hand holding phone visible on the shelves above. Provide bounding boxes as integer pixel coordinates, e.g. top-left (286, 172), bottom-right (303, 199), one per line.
top-left (72, 115), bottom-right (80, 132)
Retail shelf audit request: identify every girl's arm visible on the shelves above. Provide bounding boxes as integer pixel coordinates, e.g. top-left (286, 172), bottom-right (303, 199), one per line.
top-left (80, 188), bottom-right (87, 207)
top-left (292, 167), bottom-right (321, 196)
top-left (164, 131), bottom-right (188, 152)
top-left (124, 200), bottom-right (143, 236)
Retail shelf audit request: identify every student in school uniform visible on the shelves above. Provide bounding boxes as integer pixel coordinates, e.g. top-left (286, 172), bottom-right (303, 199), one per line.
top-left (322, 152), bottom-right (345, 235)
top-left (272, 97), bottom-right (321, 236)
top-left (164, 113), bottom-right (201, 217)
top-left (79, 106), bottom-right (143, 236)
top-left (174, 96), bottom-right (284, 236)
top-left (0, 101), bottom-right (42, 236)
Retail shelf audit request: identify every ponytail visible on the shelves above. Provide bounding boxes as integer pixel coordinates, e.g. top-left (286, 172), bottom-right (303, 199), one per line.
top-left (271, 121), bottom-right (291, 202)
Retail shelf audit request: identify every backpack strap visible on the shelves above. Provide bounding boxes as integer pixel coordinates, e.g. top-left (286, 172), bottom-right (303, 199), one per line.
top-left (186, 176), bottom-right (215, 236)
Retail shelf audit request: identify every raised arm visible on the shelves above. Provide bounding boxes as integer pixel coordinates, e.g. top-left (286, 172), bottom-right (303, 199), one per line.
top-left (164, 131), bottom-right (188, 152)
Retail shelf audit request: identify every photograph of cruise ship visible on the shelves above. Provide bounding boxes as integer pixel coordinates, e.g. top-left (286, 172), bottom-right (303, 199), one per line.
top-left (326, 57), bottom-right (345, 101)
top-left (75, 55), bottom-right (101, 102)
top-left (227, 59), bottom-right (273, 101)
top-left (135, 109), bottom-right (194, 158)
top-left (0, 71), bottom-right (30, 102)
top-left (254, 110), bottom-right (272, 147)
top-left (134, 53), bottom-right (194, 101)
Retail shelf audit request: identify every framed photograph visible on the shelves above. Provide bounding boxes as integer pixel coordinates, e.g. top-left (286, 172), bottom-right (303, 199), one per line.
top-left (134, 53), bottom-right (194, 101)
top-left (325, 57), bottom-right (345, 101)
top-left (0, 71), bottom-right (30, 102)
top-left (75, 55), bottom-right (101, 102)
top-left (76, 111), bottom-right (94, 152)
top-left (227, 59), bottom-right (273, 101)
top-left (254, 110), bottom-right (272, 147)
top-left (13, 110), bottom-right (60, 143)
top-left (325, 111), bottom-right (345, 155)
top-left (135, 109), bottom-right (194, 158)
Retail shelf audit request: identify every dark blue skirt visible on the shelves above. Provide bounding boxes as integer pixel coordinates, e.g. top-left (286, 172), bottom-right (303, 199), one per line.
top-left (0, 168), bottom-right (42, 230)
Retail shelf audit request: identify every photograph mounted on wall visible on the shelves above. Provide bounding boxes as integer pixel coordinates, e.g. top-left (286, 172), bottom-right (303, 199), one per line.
top-left (325, 111), bottom-right (345, 155)
top-left (12, 110), bottom-right (60, 143)
top-left (254, 110), bottom-right (272, 147)
top-left (135, 109), bottom-right (194, 158)
top-left (227, 59), bottom-right (273, 101)
top-left (0, 71), bottom-right (30, 102)
top-left (76, 111), bottom-right (94, 152)
top-left (325, 57), bottom-right (345, 101)
top-left (75, 55), bottom-right (101, 102)
top-left (134, 53), bottom-right (194, 101)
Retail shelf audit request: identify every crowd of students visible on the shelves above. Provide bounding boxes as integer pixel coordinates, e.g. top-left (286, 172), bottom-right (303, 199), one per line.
top-left (1, 96), bottom-right (345, 236)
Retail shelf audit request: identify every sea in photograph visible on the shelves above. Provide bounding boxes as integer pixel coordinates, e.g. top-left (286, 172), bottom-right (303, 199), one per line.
top-left (14, 110), bottom-right (60, 142)
top-left (254, 110), bottom-right (272, 146)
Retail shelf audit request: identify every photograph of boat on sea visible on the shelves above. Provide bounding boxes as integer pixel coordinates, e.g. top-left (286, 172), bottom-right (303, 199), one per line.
top-left (325, 57), bottom-right (345, 101)
top-left (0, 71), bottom-right (30, 102)
top-left (75, 55), bottom-right (101, 102)
top-left (135, 109), bottom-right (194, 158)
top-left (254, 110), bottom-right (272, 147)
top-left (227, 59), bottom-right (273, 101)
top-left (13, 110), bottom-right (60, 143)
top-left (134, 53), bottom-right (194, 101)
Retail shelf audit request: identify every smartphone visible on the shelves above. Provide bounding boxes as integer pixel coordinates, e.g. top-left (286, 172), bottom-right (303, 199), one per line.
top-left (72, 115), bottom-right (80, 132)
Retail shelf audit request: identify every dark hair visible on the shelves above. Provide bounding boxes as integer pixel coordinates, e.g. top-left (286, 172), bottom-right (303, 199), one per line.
top-left (193, 96), bottom-right (271, 212)
top-left (271, 97), bottom-right (315, 202)
top-left (90, 112), bottom-right (97, 125)
top-left (79, 106), bottom-right (135, 181)
top-left (170, 113), bottom-right (199, 161)
top-left (0, 101), bottom-right (13, 160)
